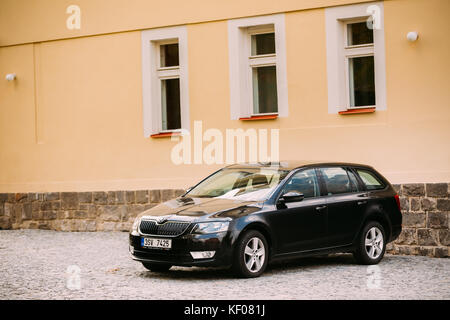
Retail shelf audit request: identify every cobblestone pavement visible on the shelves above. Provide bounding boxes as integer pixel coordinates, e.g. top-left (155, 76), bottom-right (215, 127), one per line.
top-left (0, 230), bottom-right (448, 300)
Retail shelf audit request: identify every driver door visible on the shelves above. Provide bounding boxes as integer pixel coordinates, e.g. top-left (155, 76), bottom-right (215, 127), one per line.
top-left (269, 168), bottom-right (328, 254)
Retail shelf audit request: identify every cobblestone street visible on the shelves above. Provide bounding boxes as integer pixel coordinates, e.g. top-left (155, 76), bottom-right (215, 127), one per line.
top-left (0, 230), bottom-right (448, 300)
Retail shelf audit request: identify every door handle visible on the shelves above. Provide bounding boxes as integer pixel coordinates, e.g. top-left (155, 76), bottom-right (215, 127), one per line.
top-left (315, 205), bottom-right (327, 212)
top-left (358, 193), bottom-right (369, 198)
top-left (357, 200), bottom-right (368, 205)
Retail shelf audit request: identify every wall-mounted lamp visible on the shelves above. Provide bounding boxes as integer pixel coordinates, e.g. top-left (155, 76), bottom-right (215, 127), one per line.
top-left (406, 31), bottom-right (419, 42)
top-left (5, 73), bottom-right (16, 81)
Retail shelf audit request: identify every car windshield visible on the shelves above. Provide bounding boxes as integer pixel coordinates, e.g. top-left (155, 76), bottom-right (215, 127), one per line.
top-left (186, 167), bottom-right (290, 201)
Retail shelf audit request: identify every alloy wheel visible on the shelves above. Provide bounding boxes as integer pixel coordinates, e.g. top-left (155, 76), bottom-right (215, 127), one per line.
top-left (244, 237), bottom-right (265, 273)
top-left (365, 227), bottom-right (384, 259)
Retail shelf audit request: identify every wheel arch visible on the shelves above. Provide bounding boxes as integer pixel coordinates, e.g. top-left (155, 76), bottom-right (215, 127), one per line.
top-left (357, 211), bottom-right (392, 244)
top-left (237, 222), bottom-right (275, 258)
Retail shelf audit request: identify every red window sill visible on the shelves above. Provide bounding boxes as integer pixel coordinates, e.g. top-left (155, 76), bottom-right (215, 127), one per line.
top-left (338, 107), bottom-right (376, 115)
top-left (239, 114), bottom-right (278, 121)
top-left (150, 132), bottom-right (180, 138)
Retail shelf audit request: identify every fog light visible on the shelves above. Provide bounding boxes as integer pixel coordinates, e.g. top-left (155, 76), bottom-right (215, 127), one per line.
top-left (129, 245), bottom-right (134, 254)
top-left (190, 251), bottom-right (215, 259)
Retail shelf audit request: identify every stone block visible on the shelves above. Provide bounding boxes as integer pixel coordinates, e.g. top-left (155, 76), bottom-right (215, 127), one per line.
top-left (0, 216), bottom-right (11, 229)
top-left (78, 192), bottom-right (92, 203)
top-left (93, 192), bottom-right (107, 205)
top-left (395, 228), bottom-right (417, 245)
top-left (22, 202), bottom-right (32, 220)
top-left (149, 190), bottom-right (161, 203)
top-left (107, 191), bottom-right (116, 204)
top-left (399, 197), bottom-right (409, 212)
top-left (135, 190), bottom-right (149, 204)
top-left (402, 213), bottom-right (426, 227)
top-left (438, 229), bottom-right (449, 246)
top-left (125, 191), bottom-right (135, 204)
top-left (410, 198), bottom-right (421, 212)
top-left (437, 199), bottom-right (450, 211)
top-left (79, 204), bottom-right (97, 219)
top-left (61, 192), bottom-right (79, 210)
top-left (115, 191), bottom-right (125, 204)
top-left (421, 198), bottom-right (437, 211)
top-left (427, 212), bottom-right (448, 229)
top-left (42, 211), bottom-right (57, 220)
top-left (425, 183), bottom-right (448, 198)
top-left (161, 189), bottom-right (174, 202)
top-left (417, 229), bottom-right (439, 246)
top-left (434, 247), bottom-right (449, 258)
top-left (44, 192), bottom-right (60, 201)
top-left (99, 205), bottom-right (126, 222)
top-left (403, 184), bottom-right (425, 197)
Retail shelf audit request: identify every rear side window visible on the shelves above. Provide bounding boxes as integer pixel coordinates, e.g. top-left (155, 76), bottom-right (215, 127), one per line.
top-left (347, 169), bottom-right (360, 192)
top-left (320, 167), bottom-right (352, 195)
top-left (356, 169), bottom-right (385, 190)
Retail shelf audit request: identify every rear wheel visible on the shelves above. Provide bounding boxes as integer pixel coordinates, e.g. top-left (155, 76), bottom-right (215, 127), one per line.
top-left (232, 230), bottom-right (268, 278)
top-left (142, 262), bottom-right (172, 272)
top-left (353, 221), bottom-right (386, 265)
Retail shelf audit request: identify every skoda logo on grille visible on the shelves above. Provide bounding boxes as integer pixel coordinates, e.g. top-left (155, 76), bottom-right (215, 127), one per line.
top-left (155, 216), bottom-right (169, 224)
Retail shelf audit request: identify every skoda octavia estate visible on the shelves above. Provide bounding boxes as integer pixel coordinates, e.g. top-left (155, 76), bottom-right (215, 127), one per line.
top-left (129, 161), bottom-right (402, 278)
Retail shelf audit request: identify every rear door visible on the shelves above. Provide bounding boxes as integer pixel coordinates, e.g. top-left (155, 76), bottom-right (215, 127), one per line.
top-left (318, 167), bottom-right (367, 247)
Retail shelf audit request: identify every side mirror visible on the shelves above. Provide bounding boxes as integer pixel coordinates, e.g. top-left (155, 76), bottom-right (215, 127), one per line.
top-left (279, 191), bottom-right (304, 203)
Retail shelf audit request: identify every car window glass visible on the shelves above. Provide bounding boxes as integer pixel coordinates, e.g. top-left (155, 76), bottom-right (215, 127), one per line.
top-left (320, 167), bottom-right (352, 195)
top-left (356, 169), bottom-right (384, 190)
top-left (347, 169), bottom-right (360, 192)
top-left (283, 169), bottom-right (319, 198)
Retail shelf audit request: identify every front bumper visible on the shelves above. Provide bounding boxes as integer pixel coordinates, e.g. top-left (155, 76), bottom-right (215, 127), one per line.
top-left (129, 231), bottom-right (233, 267)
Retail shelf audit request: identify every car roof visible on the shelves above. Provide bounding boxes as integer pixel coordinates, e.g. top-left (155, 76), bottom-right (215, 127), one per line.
top-left (226, 160), bottom-right (374, 171)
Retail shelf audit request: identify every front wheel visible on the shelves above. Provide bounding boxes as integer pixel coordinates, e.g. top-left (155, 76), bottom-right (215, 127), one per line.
top-left (142, 262), bottom-right (172, 272)
top-left (353, 221), bottom-right (386, 265)
top-left (232, 230), bottom-right (268, 278)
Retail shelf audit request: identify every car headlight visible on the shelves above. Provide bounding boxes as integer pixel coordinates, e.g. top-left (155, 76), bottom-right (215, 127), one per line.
top-left (131, 217), bottom-right (141, 232)
top-left (192, 221), bottom-right (229, 234)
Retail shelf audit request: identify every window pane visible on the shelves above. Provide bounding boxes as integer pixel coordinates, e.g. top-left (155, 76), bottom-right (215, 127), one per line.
top-left (283, 169), bottom-right (320, 199)
top-left (347, 169), bottom-right (360, 192)
top-left (356, 170), bottom-right (385, 190)
top-left (349, 56), bottom-right (375, 107)
top-left (251, 33), bottom-right (275, 55)
top-left (320, 167), bottom-right (352, 195)
top-left (160, 43), bottom-right (179, 67)
top-left (161, 78), bottom-right (181, 130)
top-left (347, 22), bottom-right (373, 46)
top-left (253, 66), bottom-right (278, 114)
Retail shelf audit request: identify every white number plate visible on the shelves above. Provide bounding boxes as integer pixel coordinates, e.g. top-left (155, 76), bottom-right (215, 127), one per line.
top-left (141, 237), bottom-right (172, 249)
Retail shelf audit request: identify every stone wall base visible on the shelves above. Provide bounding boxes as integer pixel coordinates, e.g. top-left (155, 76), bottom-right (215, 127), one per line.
top-left (0, 183), bottom-right (448, 258)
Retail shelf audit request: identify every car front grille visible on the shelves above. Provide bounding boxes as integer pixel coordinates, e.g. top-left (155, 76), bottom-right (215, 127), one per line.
top-left (139, 219), bottom-right (190, 237)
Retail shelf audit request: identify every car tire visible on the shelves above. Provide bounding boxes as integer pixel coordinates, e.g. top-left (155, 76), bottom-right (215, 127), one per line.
top-left (232, 230), bottom-right (269, 278)
top-left (353, 221), bottom-right (386, 265)
top-left (142, 262), bottom-right (172, 272)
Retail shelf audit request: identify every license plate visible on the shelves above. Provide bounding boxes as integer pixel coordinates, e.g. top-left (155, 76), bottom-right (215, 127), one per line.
top-left (141, 237), bottom-right (172, 249)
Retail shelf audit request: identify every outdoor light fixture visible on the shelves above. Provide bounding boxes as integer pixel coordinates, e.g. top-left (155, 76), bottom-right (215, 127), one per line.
top-left (406, 31), bottom-right (419, 42)
top-left (5, 73), bottom-right (16, 81)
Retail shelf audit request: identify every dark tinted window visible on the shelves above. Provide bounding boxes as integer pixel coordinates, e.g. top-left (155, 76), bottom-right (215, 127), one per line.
top-left (283, 169), bottom-right (319, 199)
top-left (320, 167), bottom-right (352, 195)
top-left (347, 169), bottom-right (360, 192)
top-left (356, 169), bottom-right (385, 190)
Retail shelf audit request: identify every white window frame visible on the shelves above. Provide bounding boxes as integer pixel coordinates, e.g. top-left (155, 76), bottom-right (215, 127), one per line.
top-left (228, 14), bottom-right (288, 120)
top-left (325, 2), bottom-right (386, 114)
top-left (141, 26), bottom-right (189, 137)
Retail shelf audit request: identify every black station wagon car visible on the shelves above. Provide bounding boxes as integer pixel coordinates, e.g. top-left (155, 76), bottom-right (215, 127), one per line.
top-left (129, 161), bottom-right (402, 277)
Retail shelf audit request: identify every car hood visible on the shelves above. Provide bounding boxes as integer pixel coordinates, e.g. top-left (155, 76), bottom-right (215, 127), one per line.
top-left (137, 197), bottom-right (263, 222)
